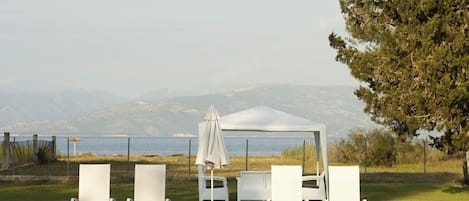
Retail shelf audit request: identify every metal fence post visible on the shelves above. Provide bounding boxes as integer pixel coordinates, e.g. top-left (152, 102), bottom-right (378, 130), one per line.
top-left (465, 151), bottom-right (469, 184)
top-left (188, 138), bottom-right (192, 180)
top-left (33, 134), bottom-right (38, 163)
top-left (302, 139), bottom-right (306, 174)
top-left (423, 139), bottom-right (427, 174)
top-left (51, 136), bottom-right (57, 161)
top-left (67, 137), bottom-right (70, 177)
top-left (364, 138), bottom-right (368, 179)
top-left (245, 139), bottom-right (249, 171)
top-left (2, 132), bottom-right (10, 170)
top-left (127, 137), bottom-right (131, 177)
top-left (127, 137), bottom-right (131, 163)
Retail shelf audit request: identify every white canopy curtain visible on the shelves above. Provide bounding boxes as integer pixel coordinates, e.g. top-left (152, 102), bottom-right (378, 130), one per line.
top-left (199, 106), bottom-right (329, 199)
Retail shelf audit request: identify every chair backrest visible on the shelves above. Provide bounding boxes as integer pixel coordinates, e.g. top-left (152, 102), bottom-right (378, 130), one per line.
top-left (79, 164), bottom-right (110, 201)
top-left (328, 166), bottom-right (360, 201)
top-left (197, 164), bottom-right (229, 201)
top-left (271, 165), bottom-right (302, 201)
top-left (318, 171), bottom-right (326, 196)
top-left (264, 171), bottom-right (271, 189)
top-left (198, 165), bottom-right (205, 193)
top-left (264, 171), bottom-right (272, 201)
top-left (134, 164), bottom-right (166, 201)
top-left (239, 171), bottom-right (265, 190)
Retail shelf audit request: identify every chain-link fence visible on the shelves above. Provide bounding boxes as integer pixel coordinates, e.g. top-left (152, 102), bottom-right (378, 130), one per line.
top-left (0, 133), bottom-right (464, 184)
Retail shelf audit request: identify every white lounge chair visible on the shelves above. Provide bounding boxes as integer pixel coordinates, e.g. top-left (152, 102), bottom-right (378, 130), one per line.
top-left (302, 171), bottom-right (326, 201)
top-left (237, 171), bottom-right (270, 201)
top-left (197, 165), bottom-right (229, 201)
top-left (271, 165), bottom-right (302, 201)
top-left (126, 164), bottom-right (167, 201)
top-left (328, 166), bottom-right (360, 201)
top-left (71, 164), bottom-right (115, 201)
top-left (264, 171), bottom-right (272, 201)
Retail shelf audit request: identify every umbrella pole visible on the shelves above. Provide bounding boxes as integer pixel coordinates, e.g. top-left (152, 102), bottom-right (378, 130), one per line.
top-left (211, 168), bottom-right (214, 201)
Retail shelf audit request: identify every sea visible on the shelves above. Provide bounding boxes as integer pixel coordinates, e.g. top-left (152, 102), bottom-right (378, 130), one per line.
top-left (9, 136), bottom-right (320, 156)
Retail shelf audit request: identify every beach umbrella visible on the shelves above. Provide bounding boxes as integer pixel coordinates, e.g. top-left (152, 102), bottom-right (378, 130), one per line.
top-left (195, 105), bottom-right (230, 201)
top-left (69, 137), bottom-right (81, 156)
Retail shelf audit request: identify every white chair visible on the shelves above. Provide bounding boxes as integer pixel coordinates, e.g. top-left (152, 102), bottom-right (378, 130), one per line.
top-left (71, 164), bottom-right (115, 201)
top-left (271, 165), bottom-right (302, 201)
top-left (126, 164), bottom-right (167, 201)
top-left (302, 171), bottom-right (326, 201)
top-left (328, 166), bottom-right (360, 201)
top-left (197, 165), bottom-right (229, 201)
top-left (237, 171), bottom-right (270, 201)
top-left (264, 171), bottom-right (272, 201)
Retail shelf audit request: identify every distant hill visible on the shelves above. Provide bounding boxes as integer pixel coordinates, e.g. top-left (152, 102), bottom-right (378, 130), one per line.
top-left (0, 89), bottom-right (126, 127)
top-left (1, 85), bottom-right (378, 137)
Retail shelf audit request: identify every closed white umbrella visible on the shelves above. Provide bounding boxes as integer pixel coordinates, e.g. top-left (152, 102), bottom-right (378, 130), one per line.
top-left (195, 105), bottom-right (230, 201)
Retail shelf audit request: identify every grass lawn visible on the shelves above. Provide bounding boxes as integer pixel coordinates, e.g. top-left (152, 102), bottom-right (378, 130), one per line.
top-left (362, 182), bottom-right (469, 201)
top-left (0, 155), bottom-right (468, 201)
top-left (0, 181), bottom-right (468, 201)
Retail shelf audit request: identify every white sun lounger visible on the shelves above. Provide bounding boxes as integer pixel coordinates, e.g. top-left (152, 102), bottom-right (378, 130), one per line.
top-left (237, 171), bottom-right (271, 201)
top-left (328, 166), bottom-right (360, 201)
top-left (71, 164), bottom-right (114, 201)
top-left (271, 165), bottom-right (302, 201)
top-left (127, 164), bottom-right (167, 201)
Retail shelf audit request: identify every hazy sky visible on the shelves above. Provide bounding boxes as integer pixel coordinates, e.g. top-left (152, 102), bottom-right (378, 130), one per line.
top-left (1, 0), bottom-right (357, 98)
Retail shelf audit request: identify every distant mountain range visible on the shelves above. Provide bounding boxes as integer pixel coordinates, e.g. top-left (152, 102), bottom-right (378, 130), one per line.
top-left (0, 84), bottom-right (378, 137)
top-left (0, 89), bottom-right (125, 127)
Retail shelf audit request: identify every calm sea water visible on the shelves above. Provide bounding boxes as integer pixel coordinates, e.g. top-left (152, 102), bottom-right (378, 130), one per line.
top-left (10, 136), bottom-right (317, 156)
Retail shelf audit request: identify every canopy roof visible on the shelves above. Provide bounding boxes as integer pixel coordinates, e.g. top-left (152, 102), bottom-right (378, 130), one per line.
top-left (199, 105), bottom-right (329, 199)
top-left (219, 106), bottom-right (326, 133)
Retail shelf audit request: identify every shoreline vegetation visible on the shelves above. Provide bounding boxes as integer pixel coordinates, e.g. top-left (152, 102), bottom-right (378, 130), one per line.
top-left (0, 154), bottom-right (468, 201)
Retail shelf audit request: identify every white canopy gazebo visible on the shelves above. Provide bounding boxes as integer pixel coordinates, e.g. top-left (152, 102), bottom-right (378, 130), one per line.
top-left (198, 106), bottom-right (329, 199)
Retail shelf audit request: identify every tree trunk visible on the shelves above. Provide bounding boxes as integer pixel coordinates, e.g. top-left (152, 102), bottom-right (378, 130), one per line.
top-left (464, 151), bottom-right (469, 185)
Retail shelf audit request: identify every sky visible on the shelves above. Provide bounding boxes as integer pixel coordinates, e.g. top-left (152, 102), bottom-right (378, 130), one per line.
top-left (1, 0), bottom-right (357, 98)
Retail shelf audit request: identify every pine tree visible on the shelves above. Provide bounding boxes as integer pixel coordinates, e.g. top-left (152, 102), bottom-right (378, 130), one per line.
top-left (329, 0), bottom-right (469, 182)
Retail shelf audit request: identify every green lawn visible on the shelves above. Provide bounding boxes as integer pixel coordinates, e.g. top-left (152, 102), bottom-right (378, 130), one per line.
top-left (362, 183), bottom-right (469, 201)
top-left (0, 155), bottom-right (468, 201)
top-left (0, 181), bottom-right (468, 201)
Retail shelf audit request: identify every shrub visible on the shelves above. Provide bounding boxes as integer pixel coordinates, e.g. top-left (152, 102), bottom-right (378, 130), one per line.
top-left (335, 128), bottom-right (367, 165)
top-left (281, 143), bottom-right (317, 161)
top-left (336, 128), bottom-right (397, 167)
top-left (367, 129), bottom-right (397, 167)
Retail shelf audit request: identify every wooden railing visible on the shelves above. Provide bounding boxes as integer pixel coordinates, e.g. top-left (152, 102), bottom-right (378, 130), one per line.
top-left (1, 133), bottom-right (56, 170)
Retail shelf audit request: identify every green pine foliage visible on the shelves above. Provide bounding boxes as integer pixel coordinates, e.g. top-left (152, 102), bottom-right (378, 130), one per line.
top-left (329, 0), bottom-right (469, 154)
